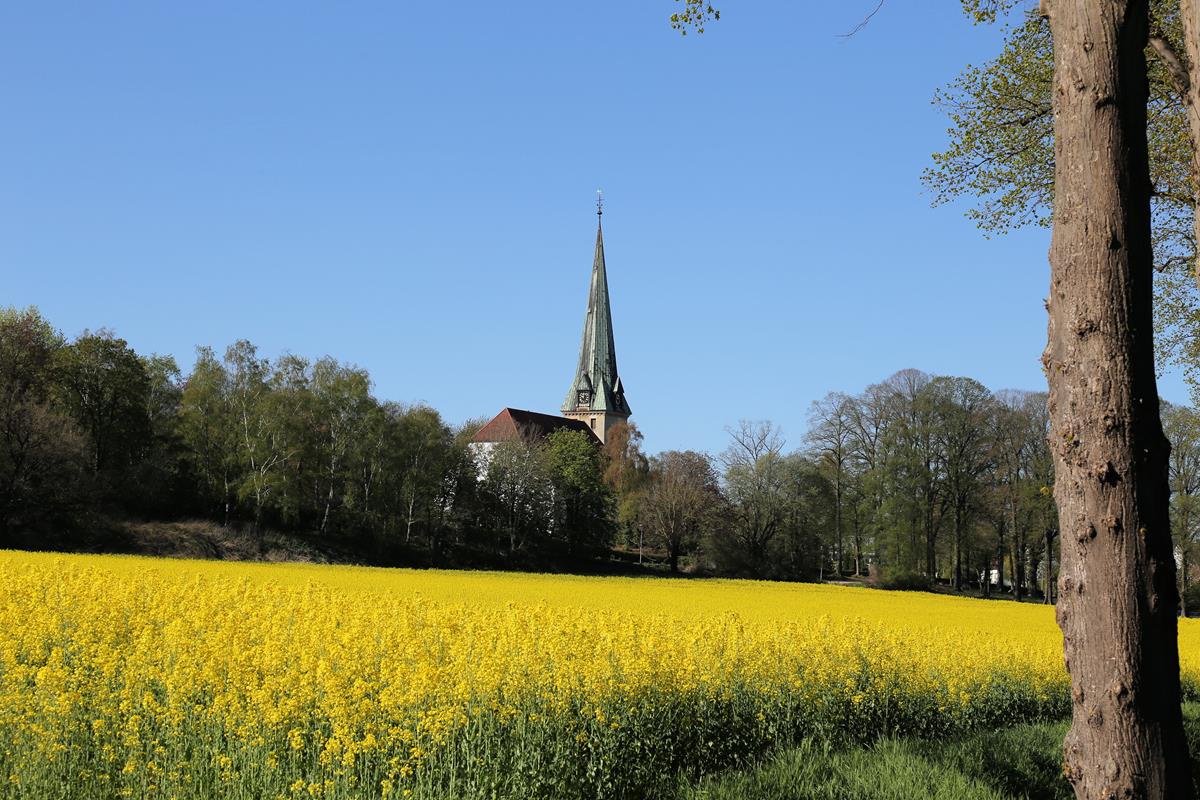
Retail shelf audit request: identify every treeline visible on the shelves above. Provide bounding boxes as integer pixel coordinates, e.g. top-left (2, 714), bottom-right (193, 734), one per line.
top-left (0, 307), bottom-right (615, 566)
top-left (640, 369), bottom-right (1199, 609)
top-left (663, 372), bottom-right (1062, 594)
top-left (5, 306), bottom-right (1200, 601)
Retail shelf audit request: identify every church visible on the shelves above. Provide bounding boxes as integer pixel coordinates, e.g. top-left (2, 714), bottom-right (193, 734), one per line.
top-left (472, 195), bottom-right (631, 450)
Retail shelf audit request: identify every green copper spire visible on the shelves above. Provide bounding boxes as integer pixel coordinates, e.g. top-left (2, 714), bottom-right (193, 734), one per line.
top-left (562, 195), bottom-right (631, 418)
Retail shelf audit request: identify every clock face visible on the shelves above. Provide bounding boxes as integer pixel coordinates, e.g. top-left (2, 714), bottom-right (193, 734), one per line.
top-left (577, 390), bottom-right (591, 404)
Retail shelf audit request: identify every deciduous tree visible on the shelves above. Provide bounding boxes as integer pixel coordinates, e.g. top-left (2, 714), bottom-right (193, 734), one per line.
top-left (602, 421), bottom-right (652, 553)
top-left (309, 358), bottom-right (374, 536)
top-left (717, 421), bottom-right (790, 577)
top-left (545, 428), bottom-right (613, 553)
top-left (1040, 0), bottom-right (1190, 793)
top-left (179, 347), bottom-right (237, 525)
top-left (807, 393), bottom-right (854, 574)
top-left (53, 331), bottom-right (151, 483)
top-left (928, 376), bottom-right (996, 589)
top-left (1164, 401), bottom-right (1200, 613)
top-left (0, 308), bottom-right (86, 539)
top-left (926, 0), bottom-right (1200, 396)
top-left (224, 340), bottom-right (289, 533)
top-left (640, 449), bottom-right (720, 573)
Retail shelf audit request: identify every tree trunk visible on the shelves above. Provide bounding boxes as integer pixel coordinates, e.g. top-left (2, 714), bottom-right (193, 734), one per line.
top-left (834, 473), bottom-right (843, 575)
top-left (508, 506), bottom-right (517, 553)
top-left (1031, 545), bottom-right (1038, 598)
top-left (320, 481), bottom-right (334, 537)
top-left (852, 498), bottom-right (863, 577)
top-left (1016, 543), bottom-right (1025, 602)
top-left (908, 514), bottom-right (918, 574)
top-left (1009, 484), bottom-right (1019, 593)
top-left (253, 486), bottom-right (263, 534)
top-left (406, 493), bottom-right (416, 544)
top-left (997, 535), bottom-right (1005, 596)
top-left (925, 522), bottom-right (935, 580)
top-left (1182, 546), bottom-right (1190, 617)
top-left (924, 490), bottom-right (936, 579)
top-left (1179, 0), bottom-right (1200, 288)
top-left (984, 539), bottom-right (994, 598)
top-left (1044, 1), bottom-right (1190, 796)
top-left (953, 501), bottom-right (963, 590)
top-left (1045, 528), bottom-right (1055, 605)
top-left (429, 517), bottom-right (440, 559)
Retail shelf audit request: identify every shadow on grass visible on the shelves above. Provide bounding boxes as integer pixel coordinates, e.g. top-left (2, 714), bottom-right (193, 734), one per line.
top-left (684, 705), bottom-right (1200, 800)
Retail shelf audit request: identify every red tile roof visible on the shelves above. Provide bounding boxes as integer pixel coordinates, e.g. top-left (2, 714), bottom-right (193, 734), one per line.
top-left (471, 408), bottom-right (600, 444)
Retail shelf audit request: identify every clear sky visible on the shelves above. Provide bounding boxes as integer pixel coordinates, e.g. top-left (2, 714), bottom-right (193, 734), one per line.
top-left (1, 1), bottom-right (1187, 455)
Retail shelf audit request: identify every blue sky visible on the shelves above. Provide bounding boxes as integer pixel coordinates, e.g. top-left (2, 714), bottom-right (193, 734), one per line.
top-left (2, 2), bottom-right (1187, 454)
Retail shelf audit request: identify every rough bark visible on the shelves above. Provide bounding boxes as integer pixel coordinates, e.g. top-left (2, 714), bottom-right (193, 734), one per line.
top-left (1043, 0), bottom-right (1191, 796)
top-left (1186, 0), bottom-right (1200, 288)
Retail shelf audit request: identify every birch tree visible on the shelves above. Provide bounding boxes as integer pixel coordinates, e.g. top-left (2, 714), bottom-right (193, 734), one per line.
top-left (310, 358), bottom-right (373, 536)
top-left (225, 341), bottom-right (289, 534)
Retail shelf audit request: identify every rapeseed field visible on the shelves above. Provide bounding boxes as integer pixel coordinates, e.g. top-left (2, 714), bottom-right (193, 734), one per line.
top-left (1, 551), bottom-right (1197, 799)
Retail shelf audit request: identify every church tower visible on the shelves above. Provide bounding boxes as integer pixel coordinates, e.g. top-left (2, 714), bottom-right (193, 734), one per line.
top-left (562, 194), bottom-right (630, 444)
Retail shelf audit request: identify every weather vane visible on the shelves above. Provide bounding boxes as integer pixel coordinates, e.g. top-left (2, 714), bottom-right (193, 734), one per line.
top-left (596, 189), bottom-right (603, 218)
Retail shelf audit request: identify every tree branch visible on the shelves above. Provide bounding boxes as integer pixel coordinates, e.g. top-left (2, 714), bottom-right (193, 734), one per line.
top-left (1149, 35), bottom-right (1192, 98)
top-left (839, 0), bottom-right (885, 38)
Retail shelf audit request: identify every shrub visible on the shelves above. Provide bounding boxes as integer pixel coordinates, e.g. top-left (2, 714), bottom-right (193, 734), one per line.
top-left (881, 571), bottom-right (932, 592)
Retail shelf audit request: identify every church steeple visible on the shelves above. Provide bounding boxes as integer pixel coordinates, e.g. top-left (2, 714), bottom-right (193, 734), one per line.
top-left (562, 193), bottom-right (630, 442)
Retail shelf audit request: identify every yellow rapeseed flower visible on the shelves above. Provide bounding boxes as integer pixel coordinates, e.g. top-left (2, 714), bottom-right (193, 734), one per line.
top-left (1, 549), bottom-right (1197, 799)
